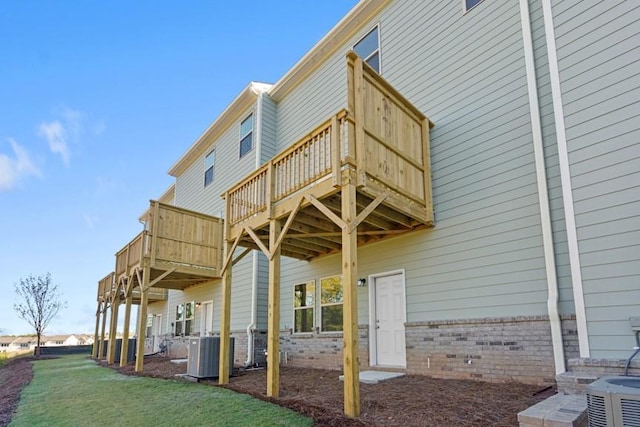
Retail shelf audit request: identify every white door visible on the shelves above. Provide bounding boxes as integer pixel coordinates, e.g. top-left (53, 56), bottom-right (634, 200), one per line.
top-left (200, 302), bottom-right (213, 335)
top-left (374, 273), bottom-right (406, 367)
top-left (152, 314), bottom-right (162, 351)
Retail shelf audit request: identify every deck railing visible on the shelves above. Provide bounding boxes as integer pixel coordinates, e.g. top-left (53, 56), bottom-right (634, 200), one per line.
top-left (226, 52), bottom-right (433, 230)
top-left (115, 201), bottom-right (223, 281)
top-left (227, 111), bottom-right (350, 226)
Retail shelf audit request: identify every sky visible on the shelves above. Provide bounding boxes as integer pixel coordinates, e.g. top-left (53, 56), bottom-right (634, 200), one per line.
top-left (0, 1), bottom-right (358, 336)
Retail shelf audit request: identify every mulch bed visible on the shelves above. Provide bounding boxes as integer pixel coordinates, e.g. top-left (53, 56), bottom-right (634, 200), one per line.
top-left (110, 355), bottom-right (552, 426)
top-left (0, 354), bottom-right (552, 426)
top-left (0, 357), bottom-right (35, 427)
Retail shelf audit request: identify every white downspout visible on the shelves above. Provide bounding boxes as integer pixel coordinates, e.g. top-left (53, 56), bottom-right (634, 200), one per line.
top-left (519, 0), bottom-right (565, 375)
top-left (541, 0), bottom-right (589, 358)
top-left (245, 90), bottom-right (264, 366)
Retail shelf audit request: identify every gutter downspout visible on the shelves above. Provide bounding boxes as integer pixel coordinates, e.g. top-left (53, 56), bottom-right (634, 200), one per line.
top-left (541, 0), bottom-right (590, 358)
top-left (245, 90), bottom-right (264, 367)
top-left (519, 0), bottom-right (566, 375)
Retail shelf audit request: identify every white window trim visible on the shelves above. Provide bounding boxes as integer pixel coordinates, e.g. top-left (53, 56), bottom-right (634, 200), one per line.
top-left (368, 269), bottom-right (406, 367)
top-left (204, 149), bottom-right (215, 187)
top-left (292, 280), bottom-right (316, 335)
top-left (239, 113), bottom-right (254, 158)
top-left (319, 274), bottom-right (343, 334)
top-left (353, 23), bottom-right (381, 74)
top-left (175, 301), bottom-right (195, 336)
top-left (463, 0), bottom-right (485, 14)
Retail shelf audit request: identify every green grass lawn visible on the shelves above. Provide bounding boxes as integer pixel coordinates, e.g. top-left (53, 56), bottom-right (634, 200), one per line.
top-left (10, 355), bottom-right (312, 427)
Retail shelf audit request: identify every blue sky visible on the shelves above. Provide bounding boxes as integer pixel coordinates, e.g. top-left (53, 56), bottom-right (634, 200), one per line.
top-left (0, 1), bottom-right (358, 336)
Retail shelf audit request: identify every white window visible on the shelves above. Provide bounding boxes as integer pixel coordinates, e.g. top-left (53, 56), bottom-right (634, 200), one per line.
top-left (239, 114), bottom-right (253, 158)
top-left (320, 275), bottom-right (343, 332)
top-left (204, 149), bottom-right (215, 187)
top-left (353, 25), bottom-right (380, 73)
top-left (175, 302), bottom-right (194, 336)
top-left (464, 0), bottom-right (484, 13)
top-left (293, 281), bottom-right (315, 333)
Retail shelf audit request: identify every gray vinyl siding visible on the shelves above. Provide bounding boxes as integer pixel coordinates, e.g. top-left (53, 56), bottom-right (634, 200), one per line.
top-left (172, 103), bottom-right (262, 331)
top-left (553, 0), bottom-right (640, 358)
top-left (175, 105), bottom-right (258, 216)
top-left (255, 252), bottom-right (270, 331)
top-left (277, 0), bottom-right (553, 328)
top-left (274, 51), bottom-right (347, 151)
top-left (260, 94), bottom-right (278, 164)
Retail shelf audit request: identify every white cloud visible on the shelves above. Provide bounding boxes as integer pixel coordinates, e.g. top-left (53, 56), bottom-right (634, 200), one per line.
top-left (38, 120), bottom-right (70, 166)
top-left (0, 138), bottom-right (41, 192)
top-left (59, 106), bottom-right (83, 138)
top-left (82, 213), bottom-right (100, 229)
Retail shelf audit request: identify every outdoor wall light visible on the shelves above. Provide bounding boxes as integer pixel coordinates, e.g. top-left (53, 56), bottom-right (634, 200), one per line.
top-left (357, 278), bottom-right (367, 287)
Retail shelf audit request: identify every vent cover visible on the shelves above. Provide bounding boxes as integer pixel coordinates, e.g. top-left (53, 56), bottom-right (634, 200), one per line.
top-left (587, 376), bottom-right (640, 427)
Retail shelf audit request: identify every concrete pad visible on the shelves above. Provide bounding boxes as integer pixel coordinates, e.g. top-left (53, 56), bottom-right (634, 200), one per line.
top-left (339, 370), bottom-right (405, 384)
top-left (170, 358), bottom-right (188, 365)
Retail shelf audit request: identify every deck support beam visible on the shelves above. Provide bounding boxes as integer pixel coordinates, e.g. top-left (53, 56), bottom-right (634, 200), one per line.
top-left (266, 219), bottom-right (282, 397)
top-left (120, 284), bottom-right (133, 367)
top-left (135, 265), bottom-right (150, 372)
top-left (219, 194), bottom-right (233, 385)
top-left (92, 302), bottom-right (102, 357)
top-left (106, 295), bottom-right (120, 364)
top-left (98, 302), bottom-right (108, 359)
top-left (341, 179), bottom-right (360, 417)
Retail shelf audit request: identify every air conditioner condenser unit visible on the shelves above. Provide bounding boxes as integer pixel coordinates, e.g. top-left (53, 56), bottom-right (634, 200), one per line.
top-left (587, 376), bottom-right (640, 427)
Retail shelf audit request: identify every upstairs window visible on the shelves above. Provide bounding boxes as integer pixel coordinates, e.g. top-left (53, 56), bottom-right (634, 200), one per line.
top-left (353, 25), bottom-right (380, 73)
top-left (294, 281), bottom-right (315, 333)
top-left (239, 114), bottom-right (253, 158)
top-left (464, 0), bottom-right (484, 13)
top-left (204, 149), bottom-right (215, 187)
top-left (320, 275), bottom-right (343, 332)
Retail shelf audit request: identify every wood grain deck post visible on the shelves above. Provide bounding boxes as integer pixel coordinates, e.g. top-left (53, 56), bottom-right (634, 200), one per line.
top-left (342, 178), bottom-right (360, 417)
top-left (135, 266), bottom-right (150, 372)
top-left (92, 302), bottom-right (102, 357)
top-left (106, 297), bottom-right (120, 364)
top-left (267, 219), bottom-right (281, 397)
top-left (219, 192), bottom-right (233, 385)
top-left (98, 302), bottom-right (107, 359)
top-left (218, 265), bottom-right (232, 384)
top-left (119, 286), bottom-right (133, 367)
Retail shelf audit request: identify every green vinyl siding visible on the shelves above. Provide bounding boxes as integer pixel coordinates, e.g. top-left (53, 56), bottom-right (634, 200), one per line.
top-left (275, 0), bottom-right (555, 327)
top-left (554, 0), bottom-right (640, 358)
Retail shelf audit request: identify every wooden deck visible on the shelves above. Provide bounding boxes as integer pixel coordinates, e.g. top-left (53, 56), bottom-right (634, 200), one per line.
top-left (115, 200), bottom-right (223, 291)
top-left (224, 52), bottom-right (433, 261)
top-left (219, 53), bottom-right (434, 417)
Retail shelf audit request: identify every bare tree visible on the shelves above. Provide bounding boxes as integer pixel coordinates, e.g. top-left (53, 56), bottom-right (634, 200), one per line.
top-left (14, 273), bottom-right (66, 356)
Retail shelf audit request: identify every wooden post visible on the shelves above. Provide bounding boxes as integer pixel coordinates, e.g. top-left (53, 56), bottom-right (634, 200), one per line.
top-left (119, 285), bottom-right (133, 367)
top-left (219, 193), bottom-right (233, 385)
top-left (266, 219), bottom-right (281, 397)
top-left (135, 266), bottom-right (150, 372)
top-left (342, 178), bottom-right (360, 417)
top-left (106, 297), bottom-right (120, 364)
top-left (92, 302), bottom-right (101, 357)
top-left (98, 302), bottom-right (108, 359)
top-left (218, 265), bottom-right (232, 384)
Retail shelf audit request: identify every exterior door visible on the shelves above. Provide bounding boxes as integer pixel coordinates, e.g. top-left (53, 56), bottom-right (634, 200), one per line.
top-left (374, 273), bottom-right (406, 367)
top-left (152, 314), bottom-right (162, 352)
top-left (200, 302), bottom-right (213, 336)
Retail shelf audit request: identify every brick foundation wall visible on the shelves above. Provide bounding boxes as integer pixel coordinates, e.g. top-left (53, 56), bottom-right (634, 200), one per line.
top-left (277, 315), bottom-right (576, 385)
